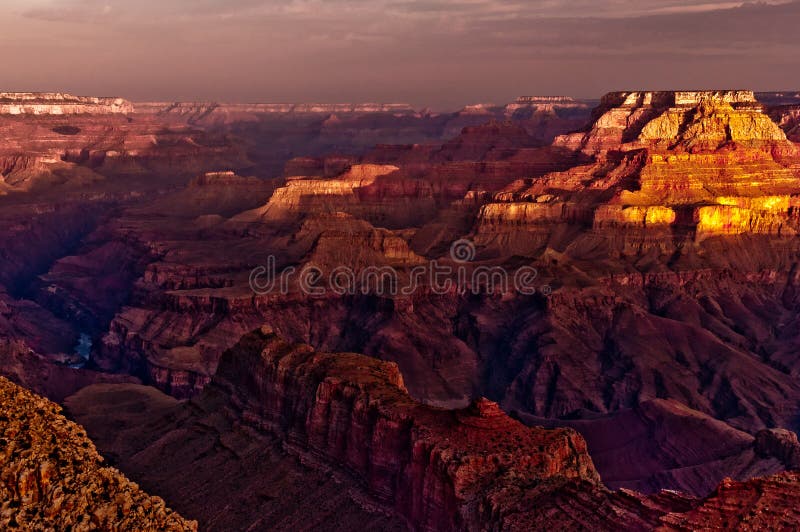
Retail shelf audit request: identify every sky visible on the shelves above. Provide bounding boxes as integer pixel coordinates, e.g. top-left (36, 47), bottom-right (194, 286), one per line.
top-left (1, 0), bottom-right (799, 108)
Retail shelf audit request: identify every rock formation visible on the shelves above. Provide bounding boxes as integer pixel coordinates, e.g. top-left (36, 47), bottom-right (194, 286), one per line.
top-left (4, 87), bottom-right (800, 528)
top-left (63, 92), bottom-right (800, 458)
top-left (556, 90), bottom-right (792, 152)
top-left (0, 376), bottom-right (195, 530)
top-left (519, 398), bottom-right (800, 495)
top-left (132, 95), bottom-right (591, 178)
top-left (0, 93), bottom-right (134, 115)
top-left (232, 164), bottom-right (438, 228)
top-left (441, 97), bottom-right (593, 142)
top-left (144, 170), bottom-right (277, 219)
top-left (67, 329), bottom-right (800, 531)
top-left (484, 90), bottom-right (800, 246)
top-left (658, 473), bottom-right (800, 530)
top-left (70, 329), bottom-right (601, 530)
top-left (763, 92), bottom-right (800, 142)
top-left (213, 328), bottom-right (601, 530)
top-left (0, 107), bottom-right (247, 193)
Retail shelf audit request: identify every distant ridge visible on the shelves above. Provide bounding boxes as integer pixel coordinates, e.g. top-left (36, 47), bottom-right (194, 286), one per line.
top-left (0, 92), bottom-right (133, 115)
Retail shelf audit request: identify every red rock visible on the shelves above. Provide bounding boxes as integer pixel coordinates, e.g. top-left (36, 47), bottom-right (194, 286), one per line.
top-left (5, 89), bottom-right (800, 519)
top-left (0, 92), bottom-right (133, 115)
top-left (659, 473), bottom-right (800, 531)
top-left (66, 330), bottom-right (800, 531)
top-left (0, 376), bottom-right (195, 530)
top-left (517, 398), bottom-right (797, 496)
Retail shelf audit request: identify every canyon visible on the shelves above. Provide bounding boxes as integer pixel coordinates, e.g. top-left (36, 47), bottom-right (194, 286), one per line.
top-left (0, 93), bottom-right (134, 116)
top-left (1, 90), bottom-right (800, 529)
top-left (65, 328), bottom-right (800, 531)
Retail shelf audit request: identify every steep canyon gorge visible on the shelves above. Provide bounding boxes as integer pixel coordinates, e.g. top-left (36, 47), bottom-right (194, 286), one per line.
top-left (2, 90), bottom-right (800, 530)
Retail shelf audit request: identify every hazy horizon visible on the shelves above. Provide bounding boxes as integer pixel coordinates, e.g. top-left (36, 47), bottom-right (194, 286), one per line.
top-left (2, 0), bottom-right (799, 108)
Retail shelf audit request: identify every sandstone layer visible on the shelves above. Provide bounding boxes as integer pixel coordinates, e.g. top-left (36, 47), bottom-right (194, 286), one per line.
top-left (491, 90), bottom-right (800, 247)
top-left (0, 111), bottom-right (246, 194)
top-left (0, 93), bottom-right (133, 115)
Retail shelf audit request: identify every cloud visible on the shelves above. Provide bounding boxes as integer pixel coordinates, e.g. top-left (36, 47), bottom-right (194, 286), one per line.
top-left (18, 0), bottom-right (793, 23)
top-left (20, 0), bottom-right (121, 22)
top-left (3, 0), bottom-right (799, 106)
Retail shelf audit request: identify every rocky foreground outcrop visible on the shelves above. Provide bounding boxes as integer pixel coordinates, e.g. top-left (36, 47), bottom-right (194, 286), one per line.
top-left (0, 376), bottom-right (195, 530)
top-left (67, 328), bottom-right (800, 531)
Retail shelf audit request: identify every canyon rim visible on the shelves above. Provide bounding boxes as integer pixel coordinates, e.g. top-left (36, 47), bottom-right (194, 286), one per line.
top-left (3, 1), bottom-right (800, 530)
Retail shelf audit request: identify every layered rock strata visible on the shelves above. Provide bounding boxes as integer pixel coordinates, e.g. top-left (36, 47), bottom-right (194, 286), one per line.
top-left (555, 90), bottom-right (789, 153)
top-left (68, 329), bottom-right (800, 531)
top-left (135, 101), bottom-right (415, 117)
top-left (0, 112), bottom-right (247, 193)
top-left (6, 87), bottom-right (800, 514)
top-left (213, 328), bottom-right (601, 530)
top-left (0, 93), bottom-right (133, 115)
top-left (482, 90), bottom-right (800, 247)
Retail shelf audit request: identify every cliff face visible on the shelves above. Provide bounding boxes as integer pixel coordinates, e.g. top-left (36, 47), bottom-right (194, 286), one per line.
top-left (768, 103), bottom-right (800, 142)
top-left (659, 473), bottom-right (800, 530)
top-left (143, 170), bottom-right (277, 219)
top-left (232, 164), bottom-right (439, 228)
top-left (212, 328), bottom-right (600, 531)
top-left (0, 93), bottom-right (133, 115)
top-left (0, 376), bottom-right (195, 530)
top-left (0, 111), bottom-right (248, 193)
top-left (6, 87), bottom-right (800, 520)
top-left (67, 330), bottom-right (800, 531)
top-left (486, 90), bottom-right (800, 243)
top-left (758, 91), bottom-right (800, 141)
top-left (69, 329), bottom-right (610, 531)
top-left (555, 90), bottom-right (792, 154)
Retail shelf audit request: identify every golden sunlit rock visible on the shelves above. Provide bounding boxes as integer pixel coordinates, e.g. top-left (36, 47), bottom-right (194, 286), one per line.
top-left (489, 90), bottom-right (800, 240)
top-left (0, 377), bottom-right (196, 530)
